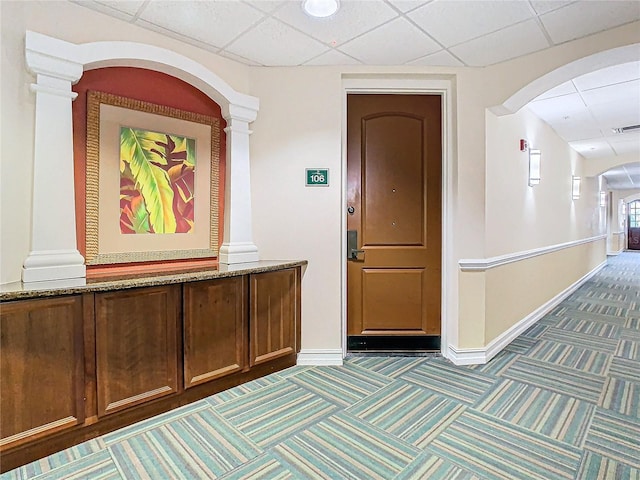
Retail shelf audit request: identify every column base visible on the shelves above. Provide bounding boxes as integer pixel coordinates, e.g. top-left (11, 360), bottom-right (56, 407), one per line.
top-left (22, 249), bottom-right (86, 283)
top-left (218, 242), bottom-right (259, 264)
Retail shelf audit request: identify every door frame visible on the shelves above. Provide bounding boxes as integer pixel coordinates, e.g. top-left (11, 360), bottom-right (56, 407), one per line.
top-left (341, 75), bottom-right (456, 360)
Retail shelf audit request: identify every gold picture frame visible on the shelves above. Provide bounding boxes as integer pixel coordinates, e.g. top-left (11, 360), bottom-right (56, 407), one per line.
top-left (85, 91), bottom-right (220, 265)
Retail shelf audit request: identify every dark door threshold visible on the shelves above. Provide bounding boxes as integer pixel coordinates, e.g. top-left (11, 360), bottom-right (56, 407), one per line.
top-left (347, 335), bottom-right (441, 353)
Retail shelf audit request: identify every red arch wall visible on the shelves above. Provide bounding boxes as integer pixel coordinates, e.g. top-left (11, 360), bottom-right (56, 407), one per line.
top-left (72, 67), bottom-right (226, 276)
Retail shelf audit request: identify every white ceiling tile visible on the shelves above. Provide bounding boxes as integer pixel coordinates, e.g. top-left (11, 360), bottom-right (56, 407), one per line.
top-left (581, 80), bottom-right (640, 107)
top-left (569, 138), bottom-right (616, 158)
top-left (303, 49), bottom-right (362, 66)
top-left (407, 0), bottom-right (533, 47)
top-left (534, 81), bottom-right (578, 100)
top-left (338, 17), bottom-right (440, 65)
top-left (529, 0), bottom-right (574, 15)
top-left (573, 62), bottom-right (640, 91)
top-left (94, 0), bottom-right (144, 15)
top-left (552, 124), bottom-right (603, 142)
top-left (406, 49), bottom-right (464, 67)
top-left (71, 0), bottom-right (138, 20)
top-left (273, 0), bottom-right (397, 47)
top-left (589, 103), bottom-right (640, 132)
top-left (218, 49), bottom-right (264, 66)
top-left (385, 0), bottom-right (429, 13)
top-left (225, 17), bottom-right (329, 66)
top-left (243, 0), bottom-right (287, 14)
top-left (450, 19), bottom-right (549, 67)
top-left (540, 0), bottom-right (640, 44)
top-left (138, 1), bottom-right (266, 49)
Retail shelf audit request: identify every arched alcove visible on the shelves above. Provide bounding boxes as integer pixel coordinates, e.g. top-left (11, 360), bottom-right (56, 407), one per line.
top-left (491, 43), bottom-right (640, 116)
top-left (23, 31), bottom-right (259, 283)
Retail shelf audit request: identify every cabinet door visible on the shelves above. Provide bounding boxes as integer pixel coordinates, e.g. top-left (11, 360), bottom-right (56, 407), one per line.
top-left (183, 277), bottom-right (246, 388)
top-left (250, 268), bottom-right (299, 367)
top-left (95, 286), bottom-right (180, 416)
top-left (0, 296), bottom-right (85, 450)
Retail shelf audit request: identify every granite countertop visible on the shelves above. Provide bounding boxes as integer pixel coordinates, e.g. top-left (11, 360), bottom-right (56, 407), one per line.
top-left (0, 260), bottom-right (307, 302)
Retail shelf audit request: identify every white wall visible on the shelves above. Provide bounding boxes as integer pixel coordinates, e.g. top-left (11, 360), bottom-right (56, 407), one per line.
top-left (485, 107), bottom-right (603, 258)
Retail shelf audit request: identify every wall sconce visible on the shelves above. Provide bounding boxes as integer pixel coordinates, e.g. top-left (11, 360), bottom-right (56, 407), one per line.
top-left (599, 191), bottom-right (606, 207)
top-left (572, 176), bottom-right (581, 200)
top-left (528, 149), bottom-right (541, 186)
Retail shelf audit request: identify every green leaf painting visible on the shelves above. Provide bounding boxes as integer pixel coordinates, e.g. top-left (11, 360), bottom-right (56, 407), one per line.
top-left (119, 127), bottom-right (196, 234)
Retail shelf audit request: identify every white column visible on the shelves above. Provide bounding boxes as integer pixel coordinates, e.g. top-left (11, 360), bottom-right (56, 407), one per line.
top-left (23, 38), bottom-right (86, 282)
top-left (219, 103), bottom-right (259, 264)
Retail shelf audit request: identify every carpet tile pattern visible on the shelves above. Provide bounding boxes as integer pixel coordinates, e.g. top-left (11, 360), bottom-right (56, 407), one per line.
top-left (2, 252), bottom-right (639, 479)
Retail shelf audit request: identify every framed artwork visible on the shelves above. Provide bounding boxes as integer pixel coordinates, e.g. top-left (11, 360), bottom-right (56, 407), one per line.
top-left (85, 91), bottom-right (220, 265)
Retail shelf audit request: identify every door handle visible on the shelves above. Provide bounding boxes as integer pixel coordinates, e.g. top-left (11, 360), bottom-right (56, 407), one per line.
top-left (347, 230), bottom-right (365, 261)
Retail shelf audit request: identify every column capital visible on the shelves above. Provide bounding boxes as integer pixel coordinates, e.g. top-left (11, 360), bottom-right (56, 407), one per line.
top-left (25, 31), bottom-right (83, 83)
top-left (222, 102), bottom-right (258, 124)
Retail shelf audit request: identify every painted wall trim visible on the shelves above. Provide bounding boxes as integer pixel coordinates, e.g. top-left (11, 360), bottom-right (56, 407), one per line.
top-left (459, 234), bottom-right (606, 272)
top-left (297, 349), bottom-right (344, 366)
top-left (449, 259), bottom-right (607, 365)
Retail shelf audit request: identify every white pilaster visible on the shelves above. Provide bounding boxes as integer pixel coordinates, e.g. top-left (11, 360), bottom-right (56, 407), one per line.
top-left (219, 103), bottom-right (259, 264)
top-left (23, 34), bottom-right (86, 282)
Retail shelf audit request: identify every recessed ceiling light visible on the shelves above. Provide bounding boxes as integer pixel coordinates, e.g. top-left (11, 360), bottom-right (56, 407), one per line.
top-left (302, 0), bottom-right (339, 18)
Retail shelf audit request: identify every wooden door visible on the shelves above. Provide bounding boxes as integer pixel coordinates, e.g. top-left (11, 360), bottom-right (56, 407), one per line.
top-left (250, 268), bottom-right (300, 367)
top-left (347, 94), bottom-right (441, 351)
top-left (95, 285), bottom-right (180, 416)
top-left (0, 296), bottom-right (85, 450)
top-left (628, 200), bottom-right (640, 250)
top-left (183, 277), bottom-right (246, 388)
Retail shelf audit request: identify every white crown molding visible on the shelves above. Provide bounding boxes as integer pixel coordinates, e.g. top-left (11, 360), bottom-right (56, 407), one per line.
top-left (449, 260), bottom-right (606, 365)
top-left (458, 234), bottom-right (606, 272)
top-left (297, 349), bottom-right (344, 366)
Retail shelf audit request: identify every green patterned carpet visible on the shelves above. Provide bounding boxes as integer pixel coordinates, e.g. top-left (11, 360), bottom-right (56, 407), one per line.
top-left (4, 253), bottom-right (639, 479)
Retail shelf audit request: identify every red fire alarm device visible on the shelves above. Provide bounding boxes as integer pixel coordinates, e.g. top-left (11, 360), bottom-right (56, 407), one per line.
top-left (520, 139), bottom-right (528, 152)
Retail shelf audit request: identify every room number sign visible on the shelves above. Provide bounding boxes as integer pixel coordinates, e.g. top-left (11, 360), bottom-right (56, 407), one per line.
top-left (305, 168), bottom-right (329, 187)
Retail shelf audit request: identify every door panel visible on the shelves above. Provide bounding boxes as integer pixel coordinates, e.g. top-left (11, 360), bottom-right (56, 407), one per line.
top-left (362, 268), bottom-right (425, 332)
top-left (363, 114), bottom-right (425, 246)
top-left (347, 94), bottom-right (441, 347)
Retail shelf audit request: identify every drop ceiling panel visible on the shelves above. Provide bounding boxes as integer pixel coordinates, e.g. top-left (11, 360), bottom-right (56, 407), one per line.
top-left (407, 0), bottom-right (533, 48)
top-left (407, 50), bottom-right (465, 67)
top-left (138, 1), bottom-right (265, 49)
top-left (93, 0), bottom-right (144, 15)
top-left (529, 0), bottom-right (574, 15)
top-left (589, 104), bottom-right (640, 132)
top-left (386, 0), bottom-right (427, 13)
top-left (338, 17), bottom-right (440, 65)
top-left (580, 80), bottom-right (640, 107)
top-left (449, 19), bottom-right (549, 67)
top-left (573, 61), bottom-right (640, 91)
top-left (540, 1), bottom-right (640, 44)
top-left (273, 0), bottom-right (398, 47)
top-left (534, 81), bottom-right (578, 100)
top-left (243, 1), bottom-right (286, 14)
top-left (569, 139), bottom-right (616, 158)
top-left (552, 123), bottom-right (603, 143)
top-left (303, 49), bottom-right (361, 66)
top-left (528, 93), bottom-right (588, 122)
top-left (225, 17), bottom-right (329, 66)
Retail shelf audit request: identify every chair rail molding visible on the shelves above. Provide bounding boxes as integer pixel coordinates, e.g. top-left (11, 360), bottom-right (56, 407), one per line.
top-left (23, 31), bottom-right (260, 282)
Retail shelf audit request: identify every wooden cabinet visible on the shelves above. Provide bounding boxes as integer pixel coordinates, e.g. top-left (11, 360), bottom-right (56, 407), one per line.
top-left (250, 268), bottom-right (300, 367)
top-left (0, 296), bottom-right (85, 450)
top-left (183, 277), bottom-right (246, 388)
top-left (0, 264), bottom-right (302, 472)
top-left (95, 286), bottom-right (181, 416)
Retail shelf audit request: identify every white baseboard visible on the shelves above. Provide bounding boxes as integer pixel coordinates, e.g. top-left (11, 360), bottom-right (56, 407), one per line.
top-left (448, 260), bottom-right (607, 366)
top-left (297, 349), bottom-right (344, 366)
